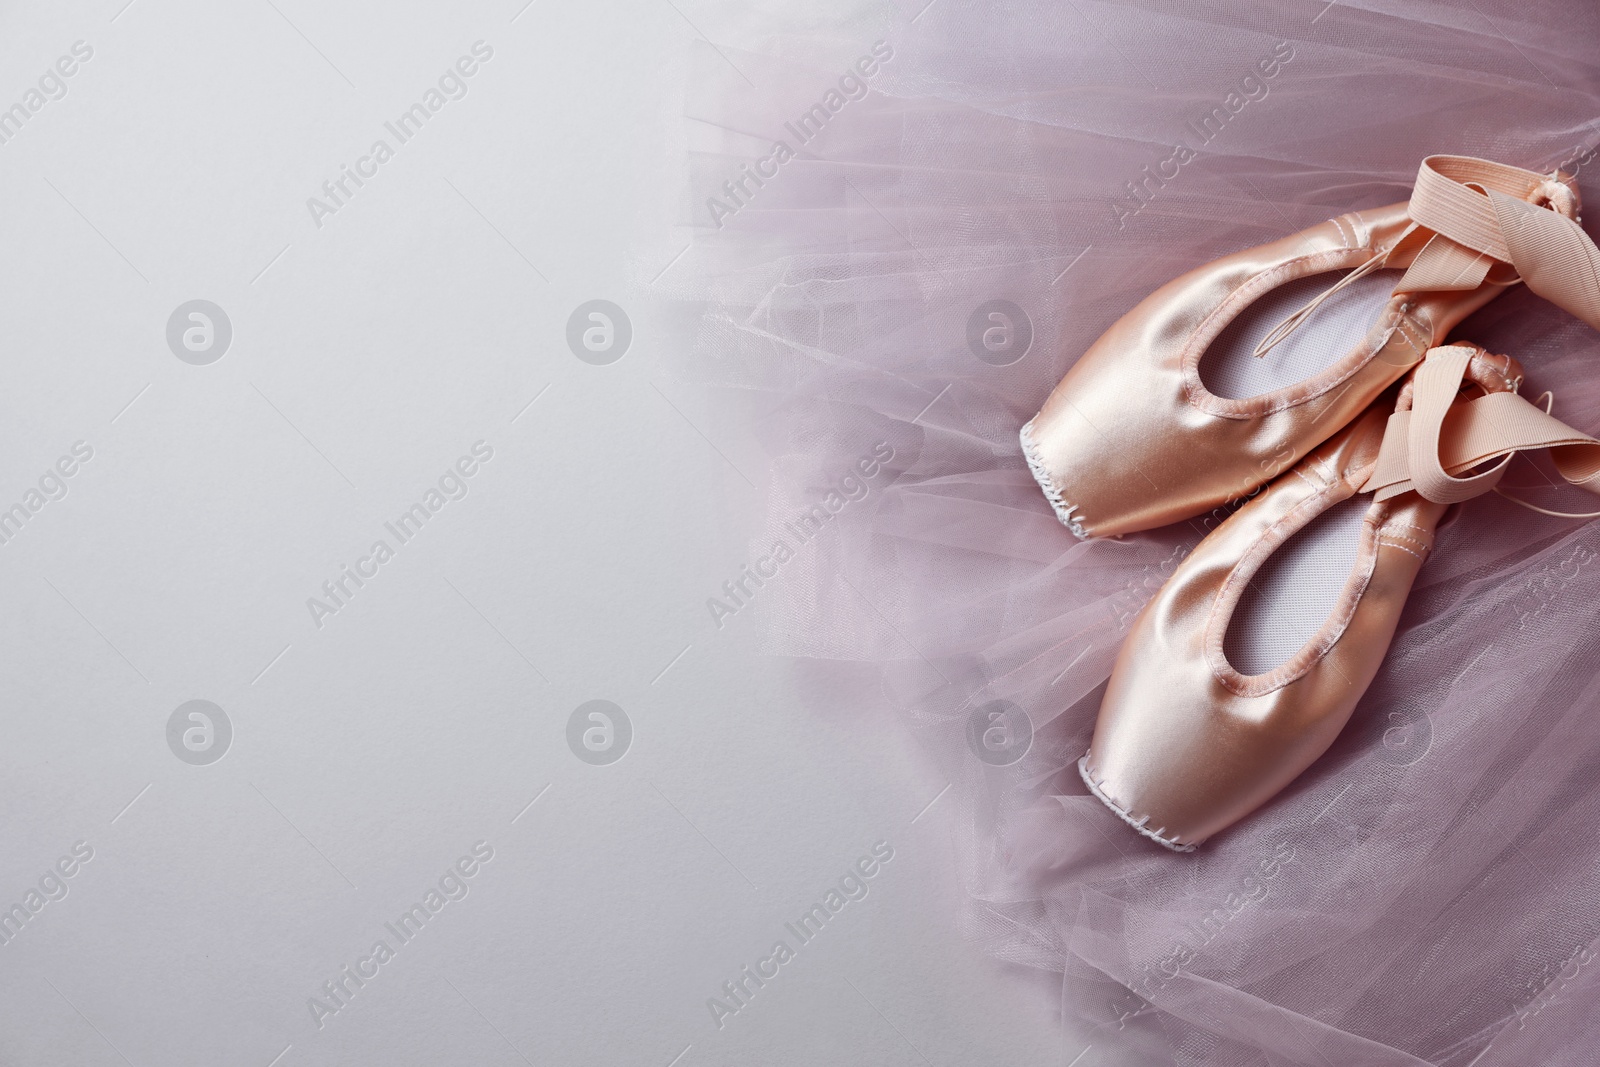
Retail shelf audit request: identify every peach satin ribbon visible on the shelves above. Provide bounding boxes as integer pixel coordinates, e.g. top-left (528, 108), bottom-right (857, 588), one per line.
top-left (1256, 155), bottom-right (1599, 360)
top-left (1399, 155), bottom-right (1600, 328)
top-left (1363, 345), bottom-right (1600, 506)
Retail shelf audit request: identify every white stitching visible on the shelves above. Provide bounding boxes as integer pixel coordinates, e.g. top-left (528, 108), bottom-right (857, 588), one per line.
top-left (1020, 420), bottom-right (1092, 539)
top-left (1078, 755), bottom-right (1198, 852)
top-left (1377, 538), bottom-right (1428, 561)
top-left (1330, 213), bottom-right (1356, 249)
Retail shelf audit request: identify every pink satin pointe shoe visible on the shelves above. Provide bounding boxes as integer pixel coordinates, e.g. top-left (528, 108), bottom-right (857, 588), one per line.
top-left (1079, 343), bottom-right (1600, 850)
top-left (1023, 155), bottom-right (1600, 539)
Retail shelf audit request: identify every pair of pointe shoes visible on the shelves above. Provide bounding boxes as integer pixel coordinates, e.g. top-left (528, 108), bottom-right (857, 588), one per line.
top-left (1025, 155), bottom-right (1600, 851)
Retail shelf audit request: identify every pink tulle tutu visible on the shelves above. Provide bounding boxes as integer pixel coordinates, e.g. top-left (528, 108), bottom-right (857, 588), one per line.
top-left (667, 2), bottom-right (1600, 1062)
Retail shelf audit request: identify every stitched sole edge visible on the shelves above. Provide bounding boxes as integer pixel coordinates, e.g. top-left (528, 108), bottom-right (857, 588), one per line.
top-left (1078, 754), bottom-right (1199, 853)
top-left (1019, 420), bottom-right (1091, 539)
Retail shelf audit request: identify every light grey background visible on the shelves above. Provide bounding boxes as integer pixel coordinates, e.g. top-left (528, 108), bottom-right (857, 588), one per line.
top-left (0, 2), bottom-right (1066, 1064)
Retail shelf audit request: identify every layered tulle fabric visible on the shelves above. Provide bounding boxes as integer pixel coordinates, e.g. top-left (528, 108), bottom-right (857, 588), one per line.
top-left (663, 2), bottom-right (1600, 1062)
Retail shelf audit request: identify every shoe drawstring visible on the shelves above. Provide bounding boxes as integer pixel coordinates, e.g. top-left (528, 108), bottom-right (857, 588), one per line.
top-left (1258, 154), bottom-right (1597, 362)
top-left (1252, 229), bottom-right (1415, 359)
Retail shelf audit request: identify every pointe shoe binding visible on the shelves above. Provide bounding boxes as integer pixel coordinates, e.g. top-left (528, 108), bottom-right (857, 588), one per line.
top-left (1023, 155), bottom-right (1598, 539)
top-left (1079, 344), bottom-right (1600, 850)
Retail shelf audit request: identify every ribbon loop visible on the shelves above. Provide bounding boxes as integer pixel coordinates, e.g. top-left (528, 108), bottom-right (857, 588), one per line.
top-left (1395, 155), bottom-right (1600, 333)
top-left (1256, 154), bottom-right (1592, 359)
top-left (1363, 345), bottom-right (1600, 507)
top-left (1488, 190), bottom-right (1600, 333)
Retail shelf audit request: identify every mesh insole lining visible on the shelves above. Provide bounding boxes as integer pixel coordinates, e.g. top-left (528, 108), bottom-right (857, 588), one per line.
top-left (1201, 269), bottom-right (1399, 400)
top-left (1223, 495), bottom-right (1372, 677)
